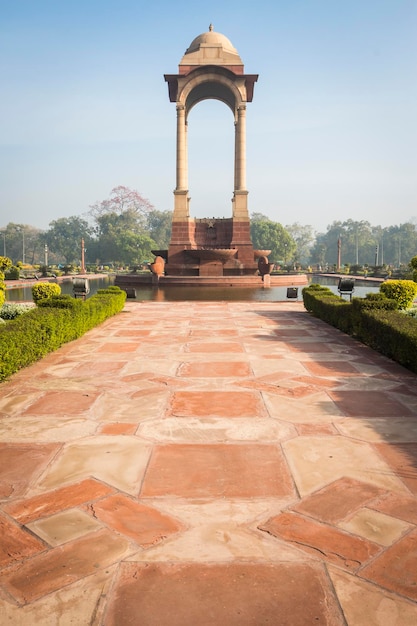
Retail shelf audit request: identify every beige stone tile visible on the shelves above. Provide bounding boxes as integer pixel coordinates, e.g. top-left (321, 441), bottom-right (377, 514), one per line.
top-left (336, 417), bottom-right (417, 443)
top-left (37, 436), bottom-right (152, 495)
top-left (137, 416), bottom-right (297, 444)
top-left (329, 567), bottom-right (417, 626)
top-left (0, 416), bottom-right (97, 442)
top-left (92, 390), bottom-right (170, 422)
top-left (283, 436), bottom-right (410, 496)
top-left (27, 508), bottom-right (103, 546)
top-left (263, 391), bottom-right (344, 423)
top-left (339, 508), bottom-right (412, 546)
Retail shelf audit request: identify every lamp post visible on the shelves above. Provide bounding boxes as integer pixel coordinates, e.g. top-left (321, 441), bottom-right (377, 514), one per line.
top-left (337, 234), bottom-right (342, 271)
top-left (81, 238), bottom-right (86, 273)
top-left (16, 227), bottom-right (25, 264)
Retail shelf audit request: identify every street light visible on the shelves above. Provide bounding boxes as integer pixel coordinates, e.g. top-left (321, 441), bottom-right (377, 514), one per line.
top-left (16, 227), bottom-right (25, 264)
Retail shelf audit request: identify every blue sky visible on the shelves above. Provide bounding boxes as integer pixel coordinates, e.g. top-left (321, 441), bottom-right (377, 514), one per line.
top-left (1, 0), bottom-right (416, 233)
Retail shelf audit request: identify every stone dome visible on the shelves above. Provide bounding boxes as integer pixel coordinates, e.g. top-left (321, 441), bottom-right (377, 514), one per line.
top-left (184, 25), bottom-right (239, 56)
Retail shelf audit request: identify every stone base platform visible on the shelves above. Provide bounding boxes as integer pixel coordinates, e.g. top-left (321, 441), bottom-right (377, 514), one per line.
top-left (115, 273), bottom-right (308, 288)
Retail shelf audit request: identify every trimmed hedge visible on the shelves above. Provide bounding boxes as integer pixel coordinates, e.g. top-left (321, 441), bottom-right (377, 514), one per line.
top-left (0, 287), bottom-right (126, 381)
top-left (356, 309), bottom-right (417, 372)
top-left (302, 285), bottom-right (417, 373)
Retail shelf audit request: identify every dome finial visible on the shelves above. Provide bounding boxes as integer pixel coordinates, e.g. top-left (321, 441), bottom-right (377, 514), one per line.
top-left (209, 23), bottom-right (213, 32)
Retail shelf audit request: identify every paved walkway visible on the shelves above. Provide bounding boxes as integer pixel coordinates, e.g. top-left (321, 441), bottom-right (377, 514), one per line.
top-left (1, 301), bottom-right (417, 625)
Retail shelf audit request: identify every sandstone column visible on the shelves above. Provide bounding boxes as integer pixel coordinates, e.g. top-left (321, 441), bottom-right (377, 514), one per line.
top-left (176, 104), bottom-right (188, 191)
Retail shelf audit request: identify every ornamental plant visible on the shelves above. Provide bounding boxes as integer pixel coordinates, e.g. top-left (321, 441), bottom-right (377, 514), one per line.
top-left (0, 256), bottom-right (13, 308)
top-left (379, 280), bottom-right (417, 310)
top-left (32, 282), bottom-right (61, 304)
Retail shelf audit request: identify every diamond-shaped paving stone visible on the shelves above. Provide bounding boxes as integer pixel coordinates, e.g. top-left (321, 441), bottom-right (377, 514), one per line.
top-left (0, 513), bottom-right (46, 567)
top-left (361, 528), bottom-right (417, 601)
top-left (27, 508), bottom-right (103, 546)
top-left (105, 562), bottom-right (345, 625)
top-left (292, 477), bottom-right (384, 524)
top-left (3, 478), bottom-right (114, 524)
top-left (141, 444), bottom-right (295, 498)
top-left (0, 529), bottom-right (133, 604)
top-left (339, 508), bottom-right (411, 546)
top-left (259, 511), bottom-right (380, 571)
top-left (88, 494), bottom-right (183, 546)
top-left (370, 491), bottom-right (417, 524)
top-left (329, 567), bottom-right (417, 626)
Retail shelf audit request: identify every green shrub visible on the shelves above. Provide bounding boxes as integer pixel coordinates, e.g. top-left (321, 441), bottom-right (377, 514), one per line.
top-left (0, 303), bottom-right (33, 320)
top-left (0, 289), bottom-right (126, 381)
top-left (4, 265), bottom-right (20, 280)
top-left (32, 282), bottom-right (61, 304)
top-left (37, 294), bottom-right (82, 310)
top-left (0, 256), bottom-right (12, 308)
top-left (356, 309), bottom-right (417, 373)
top-left (380, 280), bottom-right (417, 310)
top-left (302, 282), bottom-right (417, 373)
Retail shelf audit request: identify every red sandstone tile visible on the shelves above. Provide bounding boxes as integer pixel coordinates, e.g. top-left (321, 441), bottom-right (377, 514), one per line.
top-left (170, 391), bottom-right (263, 417)
top-left (71, 360), bottom-right (126, 377)
top-left (178, 361), bottom-right (251, 377)
top-left (106, 561), bottom-right (345, 626)
top-left (288, 342), bottom-right (335, 353)
top-left (99, 422), bottom-right (138, 435)
top-left (273, 329), bottom-right (313, 337)
top-left (88, 494), bottom-right (183, 546)
top-left (186, 342), bottom-right (244, 353)
top-left (189, 329), bottom-right (238, 337)
top-left (292, 477), bottom-right (385, 523)
top-left (0, 443), bottom-right (59, 498)
top-left (22, 391), bottom-right (99, 416)
top-left (296, 423), bottom-right (339, 436)
top-left (259, 511), bottom-right (380, 571)
top-left (140, 444), bottom-right (295, 498)
top-left (371, 492), bottom-right (417, 525)
top-left (328, 390), bottom-right (413, 417)
top-left (303, 361), bottom-right (361, 377)
top-left (373, 443), bottom-right (417, 494)
top-left (3, 478), bottom-right (115, 524)
top-left (293, 375), bottom-right (336, 389)
top-left (113, 329), bottom-right (151, 337)
top-left (361, 528), bottom-right (417, 601)
top-left (96, 342), bottom-right (138, 353)
top-left (0, 513), bottom-right (46, 568)
top-left (0, 529), bottom-right (132, 604)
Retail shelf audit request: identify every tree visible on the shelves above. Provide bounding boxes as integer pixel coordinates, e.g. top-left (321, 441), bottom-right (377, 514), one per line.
top-left (285, 223), bottom-right (315, 265)
top-left (89, 186), bottom-right (153, 230)
top-left (94, 212), bottom-right (156, 265)
top-left (0, 223), bottom-right (45, 265)
top-left (45, 217), bottom-right (93, 264)
top-left (146, 210), bottom-right (172, 249)
top-left (250, 214), bottom-right (296, 264)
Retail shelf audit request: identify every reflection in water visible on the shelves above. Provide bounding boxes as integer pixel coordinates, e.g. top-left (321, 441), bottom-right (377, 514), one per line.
top-left (5, 274), bottom-right (380, 303)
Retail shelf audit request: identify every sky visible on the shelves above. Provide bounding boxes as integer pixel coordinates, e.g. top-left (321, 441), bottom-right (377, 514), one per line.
top-left (1, 0), bottom-right (416, 234)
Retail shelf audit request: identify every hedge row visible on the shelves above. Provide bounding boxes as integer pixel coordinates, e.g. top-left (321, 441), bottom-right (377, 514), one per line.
top-left (302, 285), bottom-right (417, 374)
top-left (0, 287), bottom-right (126, 381)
